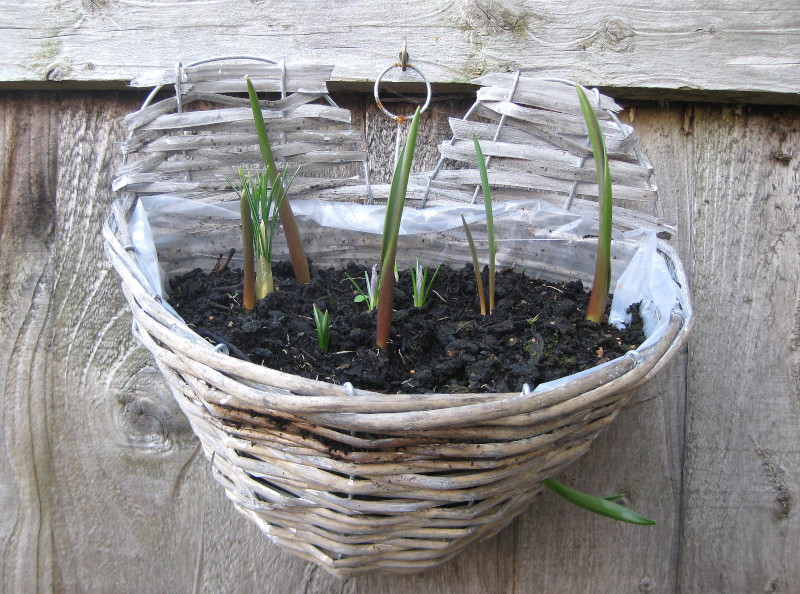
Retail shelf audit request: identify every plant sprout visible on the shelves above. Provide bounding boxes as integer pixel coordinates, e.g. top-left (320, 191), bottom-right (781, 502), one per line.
top-left (312, 304), bottom-right (330, 353)
top-left (409, 260), bottom-right (441, 308)
top-left (346, 265), bottom-right (379, 311)
top-left (233, 166), bottom-right (295, 302)
top-left (473, 135), bottom-right (496, 313)
top-left (543, 478), bottom-right (656, 525)
top-left (238, 173), bottom-right (257, 312)
top-left (246, 77), bottom-right (311, 285)
top-left (576, 84), bottom-right (613, 323)
top-left (461, 214), bottom-right (487, 316)
top-left (459, 137), bottom-right (496, 317)
top-left (376, 106), bottom-right (422, 350)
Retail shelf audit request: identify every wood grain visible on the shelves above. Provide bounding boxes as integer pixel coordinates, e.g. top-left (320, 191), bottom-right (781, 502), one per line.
top-left (1, 1), bottom-right (799, 103)
top-left (678, 104), bottom-right (800, 592)
top-left (1, 89), bottom-right (798, 591)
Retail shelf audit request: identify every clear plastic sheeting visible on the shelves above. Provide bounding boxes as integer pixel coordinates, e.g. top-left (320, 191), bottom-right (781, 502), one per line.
top-left (608, 229), bottom-right (679, 342)
top-left (129, 200), bottom-right (165, 297)
top-left (130, 195), bottom-right (683, 353)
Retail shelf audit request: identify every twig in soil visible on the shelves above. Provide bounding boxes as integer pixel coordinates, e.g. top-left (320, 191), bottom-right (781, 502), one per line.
top-left (218, 248), bottom-right (235, 273)
top-left (195, 328), bottom-right (252, 362)
top-left (206, 301), bottom-right (234, 313)
top-left (297, 348), bottom-right (320, 364)
top-left (542, 284), bottom-right (565, 293)
top-left (210, 254), bottom-right (223, 276)
top-left (209, 284), bottom-right (241, 294)
top-left (210, 249), bottom-right (236, 276)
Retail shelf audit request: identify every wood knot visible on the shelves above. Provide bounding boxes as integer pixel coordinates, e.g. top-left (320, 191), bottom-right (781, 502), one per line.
top-left (581, 18), bottom-right (636, 53)
top-left (115, 394), bottom-right (191, 452)
top-left (45, 61), bottom-right (72, 82)
top-left (461, 0), bottom-right (529, 36)
top-left (757, 447), bottom-right (794, 520)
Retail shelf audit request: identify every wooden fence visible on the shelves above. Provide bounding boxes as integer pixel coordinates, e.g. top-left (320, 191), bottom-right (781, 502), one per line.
top-left (1, 2), bottom-right (798, 592)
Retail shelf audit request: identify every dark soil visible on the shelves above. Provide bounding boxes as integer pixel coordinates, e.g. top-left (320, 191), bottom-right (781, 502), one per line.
top-left (168, 261), bottom-right (645, 394)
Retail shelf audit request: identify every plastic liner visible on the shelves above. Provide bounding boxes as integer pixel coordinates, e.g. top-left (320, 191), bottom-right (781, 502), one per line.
top-left (130, 195), bottom-right (680, 355)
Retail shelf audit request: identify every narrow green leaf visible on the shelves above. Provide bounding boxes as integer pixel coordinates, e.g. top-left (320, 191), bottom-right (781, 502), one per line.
top-left (380, 107), bottom-right (422, 267)
top-left (543, 478), bottom-right (656, 525)
top-left (576, 85), bottom-right (613, 323)
top-left (473, 135), bottom-right (495, 313)
top-left (246, 77), bottom-right (279, 183)
top-left (312, 304), bottom-right (330, 353)
top-left (604, 494), bottom-right (626, 501)
top-left (461, 214), bottom-right (487, 317)
top-left (237, 168), bottom-right (256, 312)
top-left (376, 107), bottom-right (422, 349)
top-left (246, 76), bottom-right (310, 285)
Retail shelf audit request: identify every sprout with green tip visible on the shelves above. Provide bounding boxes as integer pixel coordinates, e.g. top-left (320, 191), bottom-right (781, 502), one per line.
top-left (346, 265), bottom-right (379, 311)
top-left (409, 259), bottom-right (441, 308)
top-left (232, 166), bottom-right (296, 305)
top-left (473, 135), bottom-right (496, 313)
top-left (576, 84), bottom-right (613, 323)
top-left (312, 304), bottom-right (330, 353)
top-left (461, 214), bottom-right (488, 317)
top-left (376, 106), bottom-right (422, 350)
top-left (246, 76), bottom-right (310, 285)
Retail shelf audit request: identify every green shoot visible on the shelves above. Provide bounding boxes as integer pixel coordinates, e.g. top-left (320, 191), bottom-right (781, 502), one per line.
top-left (238, 181), bottom-right (256, 312)
top-left (576, 85), bottom-right (613, 323)
top-left (473, 135), bottom-right (496, 313)
top-left (246, 77), bottom-right (310, 285)
top-left (543, 478), bottom-right (656, 525)
top-left (461, 214), bottom-right (487, 316)
top-left (312, 304), bottom-right (330, 353)
top-left (232, 166), bottom-right (294, 300)
top-left (346, 265), bottom-right (379, 311)
top-left (376, 106), bottom-right (422, 350)
top-left (409, 260), bottom-right (441, 308)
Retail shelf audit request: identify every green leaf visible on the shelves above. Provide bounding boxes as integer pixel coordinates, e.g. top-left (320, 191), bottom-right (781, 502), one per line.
top-left (246, 76), bottom-right (310, 285)
top-left (246, 77), bottom-right (279, 183)
top-left (312, 304), bottom-right (330, 353)
top-left (376, 106), bottom-right (422, 349)
top-left (461, 214), bottom-right (487, 316)
top-left (473, 135), bottom-right (496, 313)
top-left (576, 85), bottom-right (613, 323)
top-left (543, 478), bottom-right (656, 525)
top-left (380, 107), bottom-right (422, 267)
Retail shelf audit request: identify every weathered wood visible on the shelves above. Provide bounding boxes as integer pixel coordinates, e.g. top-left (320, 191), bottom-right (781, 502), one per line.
top-left (1, 1), bottom-right (799, 104)
top-left (676, 104), bottom-right (800, 592)
top-left (1, 89), bottom-right (798, 591)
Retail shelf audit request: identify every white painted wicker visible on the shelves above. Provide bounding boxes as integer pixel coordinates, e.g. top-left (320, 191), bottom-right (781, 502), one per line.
top-left (103, 58), bottom-right (692, 577)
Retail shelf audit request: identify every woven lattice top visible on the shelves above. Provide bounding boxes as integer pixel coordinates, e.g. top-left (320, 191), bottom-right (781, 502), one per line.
top-left (113, 57), bottom-right (373, 206)
top-left (420, 72), bottom-right (659, 218)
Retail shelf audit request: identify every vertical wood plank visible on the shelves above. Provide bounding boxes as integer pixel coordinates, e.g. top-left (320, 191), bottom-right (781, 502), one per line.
top-left (678, 104), bottom-right (800, 592)
top-left (0, 91), bottom-right (60, 593)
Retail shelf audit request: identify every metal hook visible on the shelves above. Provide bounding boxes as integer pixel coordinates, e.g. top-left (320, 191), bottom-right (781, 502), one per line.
top-left (399, 38), bottom-right (409, 71)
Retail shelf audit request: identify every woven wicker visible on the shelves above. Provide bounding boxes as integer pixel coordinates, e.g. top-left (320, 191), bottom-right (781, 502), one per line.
top-left (103, 58), bottom-right (693, 577)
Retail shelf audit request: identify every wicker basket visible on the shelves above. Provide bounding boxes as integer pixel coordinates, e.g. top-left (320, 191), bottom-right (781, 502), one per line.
top-left (103, 58), bottom-right (693, 577)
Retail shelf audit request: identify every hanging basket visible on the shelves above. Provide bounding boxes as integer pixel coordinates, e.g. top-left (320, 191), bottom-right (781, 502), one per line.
top-left (103, 58), bottom-right (693, 577)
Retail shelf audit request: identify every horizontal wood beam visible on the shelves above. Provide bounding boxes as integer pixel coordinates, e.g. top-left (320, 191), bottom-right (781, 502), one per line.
top-left (1, 1), bottom-right (799, 104)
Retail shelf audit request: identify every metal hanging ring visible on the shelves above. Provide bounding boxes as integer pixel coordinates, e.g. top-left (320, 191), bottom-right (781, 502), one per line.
top-left (373, 62), bottom-right (432, 122)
